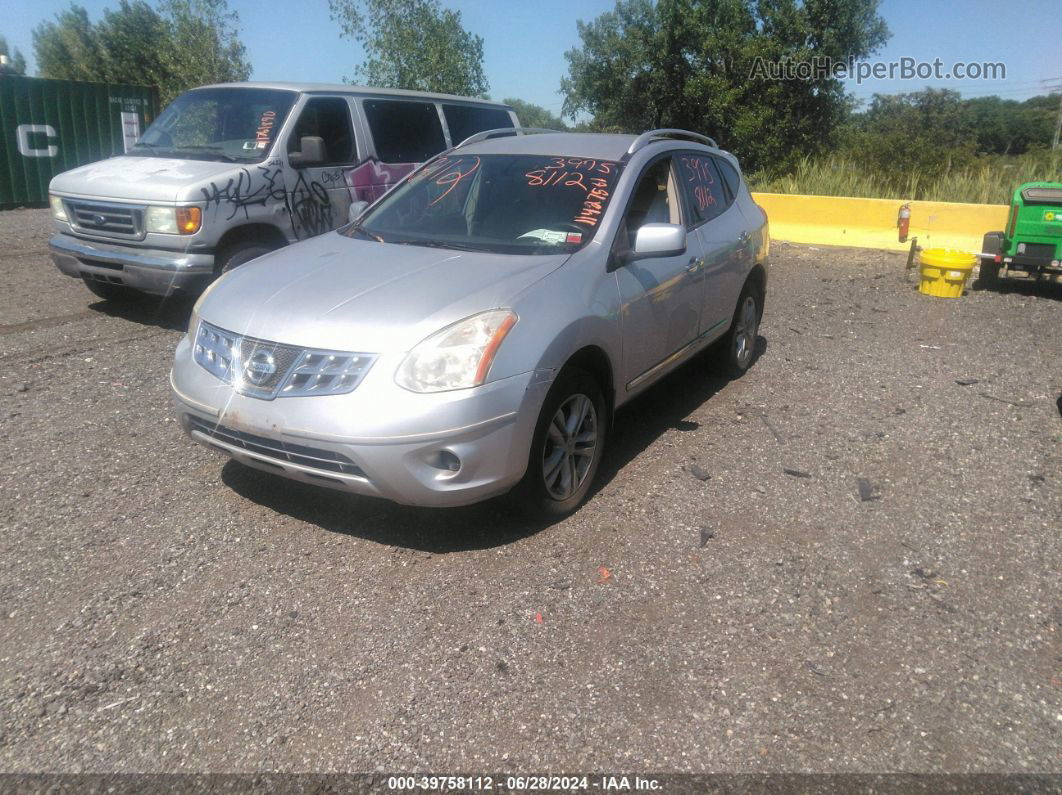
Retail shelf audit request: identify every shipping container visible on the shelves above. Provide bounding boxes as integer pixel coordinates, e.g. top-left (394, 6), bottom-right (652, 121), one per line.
top-left (0, 75), bottom-right (159, 208)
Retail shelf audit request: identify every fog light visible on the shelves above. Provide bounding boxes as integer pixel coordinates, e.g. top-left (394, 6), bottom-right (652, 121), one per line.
top-left (427, 450), bottom-right (461, 473)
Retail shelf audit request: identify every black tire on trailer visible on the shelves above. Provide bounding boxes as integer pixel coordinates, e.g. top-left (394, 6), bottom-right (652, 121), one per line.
top-left (977, 232), bottom-right (1004, 289)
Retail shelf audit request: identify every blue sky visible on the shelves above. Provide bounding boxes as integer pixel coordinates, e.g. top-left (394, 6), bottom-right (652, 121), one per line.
top-left (5, 0), bottom-right (1061, 114)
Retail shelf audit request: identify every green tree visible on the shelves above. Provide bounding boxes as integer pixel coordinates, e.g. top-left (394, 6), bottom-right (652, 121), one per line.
top-left (0, 36), bottom-right (28, 75)
top-left (33, 0), bottom-right (250, 104)
top-left (842, 89), bottom-right (977, 178)
top-left (503, 98), bottom-right (568, 130)
top-left (561, 0), bottom-right (890, 172)
top-left (329, 0), bottom-right (488, 97)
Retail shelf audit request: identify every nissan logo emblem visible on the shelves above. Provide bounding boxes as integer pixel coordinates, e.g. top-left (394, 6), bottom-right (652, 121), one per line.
top-left (243, 350), bottom-right (277, 386)
top-left (92, 213), bottom-right (107, 226)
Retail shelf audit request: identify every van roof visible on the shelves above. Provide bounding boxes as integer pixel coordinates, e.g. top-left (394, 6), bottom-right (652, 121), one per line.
top-left (195, 81), bottom-right (512, 108)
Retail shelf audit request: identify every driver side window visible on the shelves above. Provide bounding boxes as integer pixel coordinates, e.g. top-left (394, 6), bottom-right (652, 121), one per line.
top-left (621, 157), bottom-right (683, 247)
top-left (286, 97), bottom-right (356, 165)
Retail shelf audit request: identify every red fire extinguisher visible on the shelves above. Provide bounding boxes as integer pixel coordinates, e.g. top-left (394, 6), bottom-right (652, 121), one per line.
top-left (898, 203), bottom-right (911, 243)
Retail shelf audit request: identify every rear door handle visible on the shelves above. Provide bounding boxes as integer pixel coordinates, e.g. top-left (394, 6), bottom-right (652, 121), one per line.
top-left (739, 231), bottom-right (751, 244)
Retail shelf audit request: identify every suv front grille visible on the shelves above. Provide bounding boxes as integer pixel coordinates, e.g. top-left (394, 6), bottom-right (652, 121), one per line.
top-left (192, 321), bottom-right (378, 399)
top-left (187, 416), bottom-right (366, 477)
top-left (65, 199), bottom-right (144, 239)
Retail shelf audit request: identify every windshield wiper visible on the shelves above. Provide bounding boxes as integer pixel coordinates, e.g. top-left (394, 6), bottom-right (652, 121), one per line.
top-left (399, 240), bottom-right (487, 252)
top-left (171, 145), bottom-right (241, 163)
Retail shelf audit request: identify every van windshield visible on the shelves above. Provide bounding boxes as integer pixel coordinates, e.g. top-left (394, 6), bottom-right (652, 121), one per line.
top-left (347, 154), bottom-right (622, 255)
top-left (131, 88), bottom-right (296, 163)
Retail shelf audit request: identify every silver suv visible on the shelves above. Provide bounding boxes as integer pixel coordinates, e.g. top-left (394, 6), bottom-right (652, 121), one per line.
top-left (170, 129), bottom-right (769, 514)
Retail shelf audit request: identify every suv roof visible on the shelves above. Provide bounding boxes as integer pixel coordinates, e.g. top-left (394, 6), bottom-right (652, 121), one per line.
top-left (459, 130), bottom-right (727, 164)
top-left (194, 81), bottom-right (513, 108)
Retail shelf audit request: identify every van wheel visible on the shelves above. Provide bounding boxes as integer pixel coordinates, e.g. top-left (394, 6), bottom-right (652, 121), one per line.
top-left (82, 276), bottom-right (132, 301)
top-left (513, 368), bottom-right (607, 517)
top-left (716, 279), bottom-right (763, 377)
top-left (214, 241), bottom-right (275, 277)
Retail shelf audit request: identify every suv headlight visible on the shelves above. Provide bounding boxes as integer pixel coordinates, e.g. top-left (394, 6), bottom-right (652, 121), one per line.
top-left (395, 309), bottom-right (517, 393)
top-left (146, 206), bottom-right (202, 235)
top-left (49, 195), bottom-right (68, 221)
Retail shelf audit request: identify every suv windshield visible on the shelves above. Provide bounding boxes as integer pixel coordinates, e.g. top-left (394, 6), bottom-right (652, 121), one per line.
top-left (132, 88), bottom-right (297, 163)
top-left (348, 154), bottom-right (623, 254)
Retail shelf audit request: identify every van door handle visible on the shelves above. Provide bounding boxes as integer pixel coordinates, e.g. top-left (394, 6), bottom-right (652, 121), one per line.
top-left (686, 257), bottom-right (703, 273)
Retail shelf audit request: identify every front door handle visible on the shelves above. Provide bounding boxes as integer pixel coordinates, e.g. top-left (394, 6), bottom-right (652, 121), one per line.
top-left (686, 257), bottom-right (703, 273)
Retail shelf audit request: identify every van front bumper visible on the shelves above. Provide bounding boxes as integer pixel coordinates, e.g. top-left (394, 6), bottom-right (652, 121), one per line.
top-left (170, 334), bottom-right (551, 508)
top-left (50, 234), bottom-right (215, 296)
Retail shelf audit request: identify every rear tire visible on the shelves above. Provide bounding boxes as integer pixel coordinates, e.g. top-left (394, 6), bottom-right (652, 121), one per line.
top-left (214, 241), bottom-right (276, 278)
top-left (716, 278), bottom-right (763, 377)
top-left (511, 368), bottom-right (607, 517)
top-left (977, 232), bottom-right (1004, 289)
top-left (81, 276), bottom-right (133, 302)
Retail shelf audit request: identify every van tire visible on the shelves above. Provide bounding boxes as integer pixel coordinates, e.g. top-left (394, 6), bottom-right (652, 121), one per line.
top-left (214, 241), bottom-right (275, 277)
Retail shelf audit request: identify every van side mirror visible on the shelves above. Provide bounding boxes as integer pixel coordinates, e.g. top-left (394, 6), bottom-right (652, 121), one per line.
top-left (289, 136), bottom-right (326, 167)
top-left (631, 223), bottom-right (687, 260)
top-left (348, 200), bottom-right (369, 223)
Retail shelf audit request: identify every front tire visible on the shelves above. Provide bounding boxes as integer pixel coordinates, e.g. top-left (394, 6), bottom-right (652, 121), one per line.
top-left (717, 279), bottom-right (763, 377)
top-left (214, 241), bottom-right (276, 278)
top-left (513, 369), bottom-right (607, 517)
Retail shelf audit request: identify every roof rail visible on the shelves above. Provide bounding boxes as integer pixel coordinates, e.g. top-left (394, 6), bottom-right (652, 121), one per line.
top-left (626, 128), bottom-right (718, 156)
top-left (455, 127), bottom-right (563, 149)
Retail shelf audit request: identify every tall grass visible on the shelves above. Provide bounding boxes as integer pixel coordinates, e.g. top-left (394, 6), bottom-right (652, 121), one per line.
top-left (750, 149), bottom-right (1062, 205)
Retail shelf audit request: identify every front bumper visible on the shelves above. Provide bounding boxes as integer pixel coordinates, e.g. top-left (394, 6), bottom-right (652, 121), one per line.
top-left (50, 233), bottom-right (215, 296)
top-left (170, 334), bottom-right (552, 507)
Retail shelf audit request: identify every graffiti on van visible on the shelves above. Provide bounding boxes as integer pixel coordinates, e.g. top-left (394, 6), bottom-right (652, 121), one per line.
top-left (200, 165), bottom-right (335, 241)
top-left (346, 159), bottom-right (418, 203)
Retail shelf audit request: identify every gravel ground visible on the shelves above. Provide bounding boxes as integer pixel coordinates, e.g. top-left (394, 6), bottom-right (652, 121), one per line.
top-left (0, 208), bottom-right (1059, 774)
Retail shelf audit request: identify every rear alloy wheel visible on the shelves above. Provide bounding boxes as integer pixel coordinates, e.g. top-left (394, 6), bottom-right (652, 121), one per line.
top-left (515, 369), bottom-right (607, 516)
top-left (717, 280), bottom-right (762, 377)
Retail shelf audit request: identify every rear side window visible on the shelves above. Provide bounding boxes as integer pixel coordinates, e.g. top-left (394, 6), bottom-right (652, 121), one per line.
top-left (677, 153), bottom-right (728, 225)
top-left (716, 158), bottom-right (742, 201)
top-left (287, 97), bottom-right (356, 164)
top-left (363, 100), bottom-right (447, 163)
top-left (442, 105), bottom-right (513, 145)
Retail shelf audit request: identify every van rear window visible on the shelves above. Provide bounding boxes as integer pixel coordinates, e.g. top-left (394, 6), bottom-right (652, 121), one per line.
top-left (363, 100), bottom-right (447, 164)
top-left (443, 105), bottom-right (513, 145)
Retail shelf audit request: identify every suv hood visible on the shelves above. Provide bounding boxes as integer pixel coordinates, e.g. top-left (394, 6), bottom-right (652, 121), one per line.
top-left (49, 155), bottom-right (241, 203)
top-left (197, 232), bottom-right (568, 354)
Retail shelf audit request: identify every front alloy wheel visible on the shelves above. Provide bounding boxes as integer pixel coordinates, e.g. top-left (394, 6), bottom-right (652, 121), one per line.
top-left (542, 393), bottom-right (598, 501)
top-left (514, 368), bottom-right (607, 516)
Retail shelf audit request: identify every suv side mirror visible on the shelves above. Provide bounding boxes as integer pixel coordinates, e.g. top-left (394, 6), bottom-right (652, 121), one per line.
top-left (289, 136), bottom-right (326, 167)
top-left (631, 223), bottom-right (687, 260)
top-left (347, 200), bottom-right (369, 223)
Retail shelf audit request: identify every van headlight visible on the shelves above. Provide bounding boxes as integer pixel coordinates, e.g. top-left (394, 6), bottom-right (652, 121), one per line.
top-left (49, 195), bottom-right (68, 221)
top-left (146, 206), bottom-right (202, 235)
top-left (395, 310), bottom-right (517, 393)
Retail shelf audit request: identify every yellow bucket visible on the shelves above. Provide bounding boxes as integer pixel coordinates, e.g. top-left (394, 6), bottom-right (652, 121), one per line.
top-left (918, 248), bottom-right (977, 298)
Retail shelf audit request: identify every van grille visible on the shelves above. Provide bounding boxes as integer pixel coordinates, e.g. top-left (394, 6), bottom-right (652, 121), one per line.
top-left (66, 199), bottom-right (144, 239)
top-left (187, 415), bottom-right (366, 478)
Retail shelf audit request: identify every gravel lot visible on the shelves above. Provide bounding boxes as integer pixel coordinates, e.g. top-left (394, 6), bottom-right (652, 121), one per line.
top-left (0, 208), bottom-right (1058, 774)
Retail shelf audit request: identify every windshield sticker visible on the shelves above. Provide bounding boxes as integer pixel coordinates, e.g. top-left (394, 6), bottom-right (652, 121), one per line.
top-left (565, 232), bottom-right (583, 244)
top-left (242, 141), bottom-right (260, 150)
top-left (524, 158), bottom-right (617, 228)
top-left (255, 110), bottom-right (277, 146)
top-left (520, 229), bottom-right (571, 245)
top-left (680, 156), bottom-right (718, 212)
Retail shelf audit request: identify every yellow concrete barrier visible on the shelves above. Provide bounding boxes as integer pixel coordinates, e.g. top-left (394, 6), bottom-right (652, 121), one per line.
top-left (750, 192), bottom-right (1009, 253)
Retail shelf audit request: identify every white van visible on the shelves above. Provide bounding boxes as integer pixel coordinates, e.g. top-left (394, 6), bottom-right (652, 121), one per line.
top-left (47, 82), bottom-right (518, 299)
